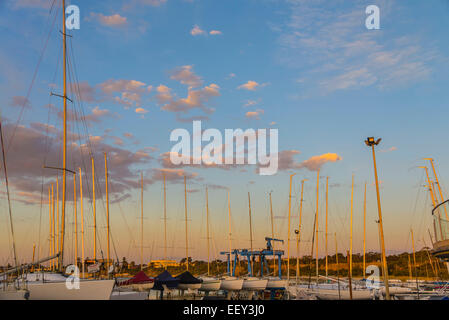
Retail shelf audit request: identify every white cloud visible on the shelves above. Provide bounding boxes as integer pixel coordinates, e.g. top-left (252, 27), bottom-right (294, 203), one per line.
top-left (191, 25), bottom-right (206, 36)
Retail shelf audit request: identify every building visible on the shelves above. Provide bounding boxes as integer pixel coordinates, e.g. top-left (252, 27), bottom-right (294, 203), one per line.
top-left (149, 260), bottom-right (180, 268)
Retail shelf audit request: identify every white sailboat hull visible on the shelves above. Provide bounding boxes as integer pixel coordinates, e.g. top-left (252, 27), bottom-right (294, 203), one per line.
top-left (27, 279), bottom-right (115, 300)
top-left (266, 278), bottom-right (287, 289)
top-left (199, 278), bottom-right (222, 291)
top-left (242, 278), bottom-right (268, 291)
top-left (314, 289), bottom-right (372, 300)
top-left (220, 277), bottom-right (244, 291)
top-left (178, 283), bottom-right (202, 290)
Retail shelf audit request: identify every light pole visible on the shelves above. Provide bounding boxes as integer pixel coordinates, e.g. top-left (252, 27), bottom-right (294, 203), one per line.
top-left (365, 137), bottom-right (390, 300)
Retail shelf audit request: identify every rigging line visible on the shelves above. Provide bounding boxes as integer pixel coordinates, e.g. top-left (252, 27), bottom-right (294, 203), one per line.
top-left (0, 118), bottom-right (18, 270)
top-left (6, 4), bottom-right (59, 154)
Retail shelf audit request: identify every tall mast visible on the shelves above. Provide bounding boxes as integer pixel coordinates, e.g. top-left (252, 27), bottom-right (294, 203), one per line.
top-left (163, 173), bottom-right (167, 264)
top-left (411, 229), bottom-right (419, 293)
top-left (363, 182), bottom-right (367, 277)
top-left (79, 168), bottom-right (85, 275)
top-left (48, 186), bottom-right (52, 269)
top-left (184, 175), bottom-right (189, 271)
top-left (206, 187), bottom-right (210, 276)
top-left (105, 152), bottom-right (110, 271)
top-left (420, 166), bottom-right (443, 239)
top-left (0, 119), bottom-right (18, 270)
top-left (349, 174), bottom-right (354, 279)
top-left (140, 172), bottom-right (143, 271)
top-left (59, 0), bottom-right (68, 271)
top-left (296, 179), bottom-right (306, 283)
top-left (269, 192), bottom-right (275, 274)
top-left (335, 232), bottom-right (340, 299)
top-left (425, 158), bottom-right (448, 219)
top-left (325, 176), bottom-right (329, 278)
top-left (227, 190), bottom-right (233, 276)
top-left (56, 177), bottom-right (59, 268)
top-left (315, 169), bottom-right (320, 279)
top-left (73, 173), bottom-right (77, 267)
top-left (248, 191), bottom-right (254, 275)
top-left (92, 157), bottom-right (96, 261)
top-left (287, 173), bottom-right (296, 282)
top-left (51, 183), bottom-right (55, 270)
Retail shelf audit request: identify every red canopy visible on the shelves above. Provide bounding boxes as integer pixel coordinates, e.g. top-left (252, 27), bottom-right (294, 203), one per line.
top-left (119, 271), bottom-right (154, 286)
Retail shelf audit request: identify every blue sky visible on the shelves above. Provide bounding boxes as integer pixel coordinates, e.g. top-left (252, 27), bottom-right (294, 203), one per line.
top-left (0, 0), bottom-right (449, 264)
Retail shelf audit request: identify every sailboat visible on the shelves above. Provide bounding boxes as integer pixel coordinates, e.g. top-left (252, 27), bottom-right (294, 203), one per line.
top-left (0, 119), bottom-right (29, 300)
top-left (175, 176), bottom-right (202, 291)
top-left (199, 187), bottom-right (222, 291)
top-left (242, 192), bottom-right (268, 291)
top-left (265, 192), bottom-right (286, 290)
top-left (219, 191), bottom-right (244, 291)
top-left (16, 0), bottom-right (115, 299)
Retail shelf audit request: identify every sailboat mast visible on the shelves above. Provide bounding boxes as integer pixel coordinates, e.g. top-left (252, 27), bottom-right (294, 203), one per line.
top-left (48, 186), bottom-right (52, 269)
top-left (297, 179), bottom-right (306, 282)
top-left (184, 176), bottom-right (189, 271)
top-left (325, 176), bottom-right (329, 278)
top-left (163, 173), bottom-right (167, 264)
top-left (92, 157), bottom-right (96, 261)
top-left (425, 158), bottom-right (448, 219)
top-left (350, 174), bottom-right (354, 279)
top-left (269, 192), bottom-right (275, 274)
top-left (140, 172), bottom-right (144, 271)
top-left (79, 168), bottom-right (85, 275)
top-left (287, 173), bottom-right (295, 282)
top-left (105, 152), bottom-right (110, 271)
top-left (363, 182), bottom-right (367, 277)
top-left (315, 169), bottom-right (320, 279)
top-left (248, 191), bottom-right (254, 275)
top-left (56, 177), bottom-right (59, 268)
top-left (206, 187), bottom-right (210, 276)
top-left (0, 119), bottom-right (18, 270)
top-left (73, 173), bottom-right (77, 267)
top-left (228, 190), bottom-right (233, 275)
top-left (51, 183), bottom-right (55, 270)
top-left (59, 0), bottom-right (68, 271)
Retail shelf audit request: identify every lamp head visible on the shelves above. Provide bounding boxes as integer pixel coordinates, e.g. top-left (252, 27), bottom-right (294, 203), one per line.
top-left (365, 137), bottom-right (381, 146)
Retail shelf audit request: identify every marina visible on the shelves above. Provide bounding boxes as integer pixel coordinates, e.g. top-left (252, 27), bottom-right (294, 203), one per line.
top-left (0, 0), bottom-right (448, 304)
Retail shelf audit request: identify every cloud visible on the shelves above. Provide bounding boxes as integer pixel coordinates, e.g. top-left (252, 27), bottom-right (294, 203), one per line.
top-left (9, 96), bottom-right (31, 108)
top-left (243, 100), bottom-right (258, 108)
top-left (257, 150), bottom-right (342, 172)
top-left (169, 65), bottom-right (202, 88)
top-left (379, 146), bottom-right (397, 153)
top-left (90, 13), bottom-right (128, 27)
top-left (297, 153), bottom-right (342, 171)
top-left (209, 30), bottom-right (222, 35)
top-left (278, 1), bottom-right (438, 93)
top-left (159, 84), bottom-right (220, 115)
top-left (98, 79), bottom-right (149, 109)
top-left (124, 132), bottom-right (134, 139)
top-left (191, 25), bottom-right (206, 36)
top-left (245, 109), bottom-right (264, 120)
top-left (8, 0), bottom-right (50, 9)
top-left (0, 122), bottom-right (154, 204)
top-left (135, 107), bottom-right (148, 114)
top-left (99, 79), bottom-right (146, 94)
top-left (237, 81), bottom-right (268, 91)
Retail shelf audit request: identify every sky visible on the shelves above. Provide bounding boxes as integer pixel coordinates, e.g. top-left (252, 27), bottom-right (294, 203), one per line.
top-left (0, 0), bottom-right (449, 266)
